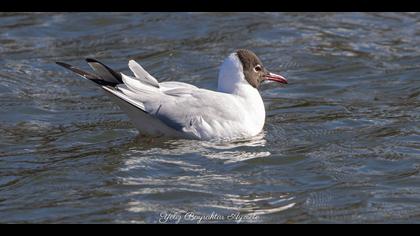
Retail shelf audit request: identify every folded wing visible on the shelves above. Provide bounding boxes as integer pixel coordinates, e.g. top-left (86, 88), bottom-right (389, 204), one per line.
top-left (56, 58), bottom-right (240, 139)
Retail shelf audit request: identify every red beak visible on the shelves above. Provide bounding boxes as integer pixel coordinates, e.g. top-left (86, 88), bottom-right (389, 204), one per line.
top-left (264, 72), bottom-right (288, 84)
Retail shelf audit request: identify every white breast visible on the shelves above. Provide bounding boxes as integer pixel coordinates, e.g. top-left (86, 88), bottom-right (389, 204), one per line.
top-left (197, 53), bottom-right (268, 139)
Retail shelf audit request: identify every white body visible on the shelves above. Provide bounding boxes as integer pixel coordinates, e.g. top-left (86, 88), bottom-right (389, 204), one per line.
top-left (103, 53), bottom-right (266, 140)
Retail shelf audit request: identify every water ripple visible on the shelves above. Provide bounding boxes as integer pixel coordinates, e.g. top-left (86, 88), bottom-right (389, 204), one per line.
top-left (1, 12), bottom-right (420, 223)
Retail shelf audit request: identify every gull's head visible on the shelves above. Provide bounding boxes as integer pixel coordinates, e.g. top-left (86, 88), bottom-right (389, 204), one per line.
top-left (218, 49), bottom-right (287, 94)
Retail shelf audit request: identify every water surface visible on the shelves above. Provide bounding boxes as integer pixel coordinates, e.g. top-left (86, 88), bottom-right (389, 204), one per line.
top-left (0, 12), bottom-right (419, 223)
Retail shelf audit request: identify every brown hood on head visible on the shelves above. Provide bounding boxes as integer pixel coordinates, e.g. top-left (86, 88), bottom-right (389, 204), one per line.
top-left (236, 49), bottom-right (264, 88)
top-left (236, 49), bottom-right (287, 88)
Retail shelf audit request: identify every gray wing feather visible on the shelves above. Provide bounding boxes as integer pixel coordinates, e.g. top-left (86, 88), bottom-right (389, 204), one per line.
top-left (138, 90), bottom-right (242, 138)
top-left (128, 60), bottom-right (160, 88)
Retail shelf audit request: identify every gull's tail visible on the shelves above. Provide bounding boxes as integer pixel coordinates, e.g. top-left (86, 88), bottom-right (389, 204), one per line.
top-left (55, 59), bottom-right (184, 138)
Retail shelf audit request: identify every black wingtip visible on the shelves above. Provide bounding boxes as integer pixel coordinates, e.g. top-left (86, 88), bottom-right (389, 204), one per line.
top-left (85, 58), bottom-right (98, 63)
top-left (56, 61), bottom-right (72, 68)
top-left (85, 58), bottom-right (123, 84)
top-left (56, 61), bottom-right (119, 87)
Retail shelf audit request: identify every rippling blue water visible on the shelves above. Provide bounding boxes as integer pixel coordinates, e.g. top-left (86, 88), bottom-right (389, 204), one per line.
top-left (0, 12), bottom-right (419, 223)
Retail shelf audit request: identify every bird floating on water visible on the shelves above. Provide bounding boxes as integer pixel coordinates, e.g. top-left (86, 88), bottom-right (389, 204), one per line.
top-left (56, 49), bottom-right (288, 140)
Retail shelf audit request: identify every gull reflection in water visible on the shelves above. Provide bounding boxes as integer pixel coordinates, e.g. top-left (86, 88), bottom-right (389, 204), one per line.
top-left (118, 132), bottom-right (295, 223)
top-left (124, 131), bottom-right (271, 164)
top-left (198, 132), bottom-right (271, 163)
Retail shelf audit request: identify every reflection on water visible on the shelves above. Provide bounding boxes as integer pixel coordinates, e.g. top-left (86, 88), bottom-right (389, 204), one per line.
top-left (0, 12), bottom-right (419, 223)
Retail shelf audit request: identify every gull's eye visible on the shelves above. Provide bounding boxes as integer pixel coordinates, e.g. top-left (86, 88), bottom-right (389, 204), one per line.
top-left (254, 65), bottom-right (262, 72)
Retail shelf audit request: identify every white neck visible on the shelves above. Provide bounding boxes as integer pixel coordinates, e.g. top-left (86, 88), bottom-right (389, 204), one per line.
top-left (218, 53), bottom-right (252, 95)
top-left (217, 53), bottom-right (266, 135)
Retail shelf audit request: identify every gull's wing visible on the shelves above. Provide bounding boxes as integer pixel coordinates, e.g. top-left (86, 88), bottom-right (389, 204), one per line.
top-left (56, 58), bottom-right (243, 139)
top-left (128, 60), bottom-right (160, 88)
top-left (55, 62), bottom-right (119, 86)
top-left (121, 72), bottom-right (245, 139)
top-left (56, 59), bottom-right (187, 138)
top-left (127, 59), bottom-right (199, 92)
top-left (86, 58), bottom-right (123, 84)
top-left (118, 60), bottom-right (246, 139)
top-left (139, 89), bottom-right (247, 140)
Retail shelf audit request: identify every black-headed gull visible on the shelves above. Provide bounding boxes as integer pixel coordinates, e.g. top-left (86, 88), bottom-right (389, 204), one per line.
top-left (56, 49), bottom-right (288, 140)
